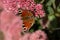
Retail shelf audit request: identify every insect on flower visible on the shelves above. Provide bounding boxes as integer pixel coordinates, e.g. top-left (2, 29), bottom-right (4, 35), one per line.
top-left (16, 8), bottom-right (35, 32)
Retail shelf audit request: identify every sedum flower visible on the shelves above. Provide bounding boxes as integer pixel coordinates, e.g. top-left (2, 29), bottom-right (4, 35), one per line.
top-left (19, 30), bottom-right (47, 40)
top-left (0, 8), bottom-right (23, 40)
top-left (35, 4), bottom-right (45, 18)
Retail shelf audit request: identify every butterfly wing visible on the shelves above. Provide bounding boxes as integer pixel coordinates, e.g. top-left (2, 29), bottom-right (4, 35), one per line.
top-left (21, 10), bottom-right (35, 31)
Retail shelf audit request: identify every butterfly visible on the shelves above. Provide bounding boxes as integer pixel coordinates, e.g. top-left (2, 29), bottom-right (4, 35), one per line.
top-left (16, 8), bottom-right (35, 32)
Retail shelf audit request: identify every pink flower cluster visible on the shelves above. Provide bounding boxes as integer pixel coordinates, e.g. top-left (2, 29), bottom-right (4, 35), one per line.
top-left (20, 30), bottom-right (47, 40)
top-left (35, 4), bottom-right (45, 18)
top-left (17, 0), bottom-right (35, 11)
top-left (1, 8), bottom-right (23, 40)
top-left (17, 0), bottom-right (45, 18)
top-left (1, 0), bottom-right (45, 18)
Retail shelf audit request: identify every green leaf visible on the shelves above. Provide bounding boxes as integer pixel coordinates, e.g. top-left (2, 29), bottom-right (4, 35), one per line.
top-left (57, 4), bottom-right (60, 12)
top-left (46, 1), bottom-right (52, 6)
top-left (29, 29), bottom-right (34, 33)
top-left (38, 26), bottom-right (43, 29)
top-left (46, 0), bottom-right (55, 6)
top-left (47, 7), bottom-right (54, 14)
top-left (48, 15), bottom-right (55, 21)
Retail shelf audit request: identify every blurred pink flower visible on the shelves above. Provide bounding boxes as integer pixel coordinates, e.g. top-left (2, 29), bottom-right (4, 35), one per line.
top-left (35, 4), bottom-right (43, 10)
top-left (35, 4), bottom-right (45, 18)
top-left (35, 10), bottom-right (45, 18)
top-left (1, 9), bottom-right (23, 40)
top-left (17, 0), bottom-right (36, 11)
top-left (29, 2), bottom-right (36, 11)
top-left (19, 30), bottom-right (47, 40)
top-left (1, 0), bottom-right (18, 14)
top-left (1, 0), bottom-right (45, 18)
top-left (29, 30), bottom-right (47, 40)
top-left (17, 0), bottom-right (45, 18)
